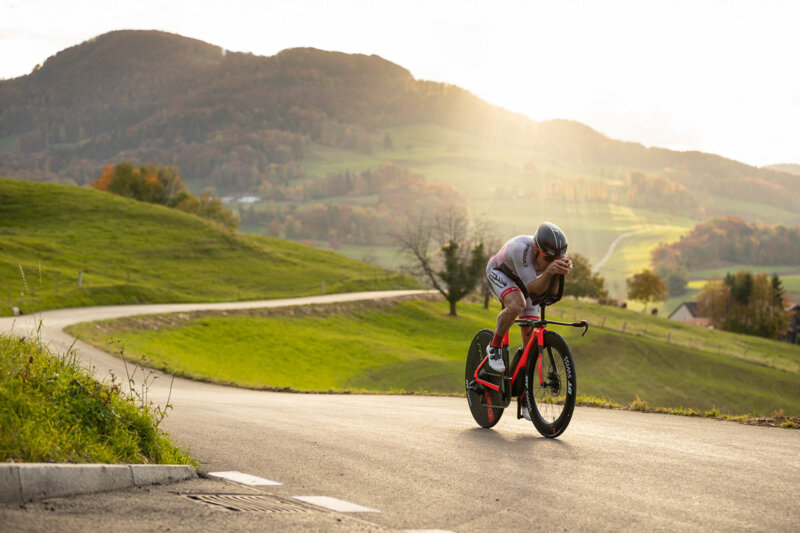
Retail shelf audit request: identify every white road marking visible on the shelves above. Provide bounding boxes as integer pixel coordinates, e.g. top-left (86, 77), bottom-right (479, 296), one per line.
top-left (293, 496), bottom-right (379, 513)
top-left (208, 471), bottom-right (282, 486)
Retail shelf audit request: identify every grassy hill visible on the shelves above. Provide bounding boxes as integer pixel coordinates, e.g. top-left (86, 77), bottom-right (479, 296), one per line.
top-left (0, 177), bottom-right (418, 316)
top-left (67, 297), bottom-right (800, 420)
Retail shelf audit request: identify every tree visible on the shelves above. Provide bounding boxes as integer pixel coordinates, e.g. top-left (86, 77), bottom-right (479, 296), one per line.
top-left (467, 216), bottom-right (503, 309)
top-left (564, 253), bottom-right (607, 300)
top-left (174, 191), bottom-right (240, 232)
top-left (626, 269), bottom-right (667, 312)
top-left (663, 266), bottom-right (689, 296)
top-left (699, 271), bottom-right (788, 338)
top-left (438, 240), bottom-right (488, 316)
top-left (771, 274), bottom-right (785, 306)
top-left (396, 207), bottom-right (486, 316)
top-left (91, 162), bottom-right (239, 230)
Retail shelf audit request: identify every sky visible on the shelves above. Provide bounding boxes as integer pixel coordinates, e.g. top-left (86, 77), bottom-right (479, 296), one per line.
top-left (2, 0), bottom-right (799, 168)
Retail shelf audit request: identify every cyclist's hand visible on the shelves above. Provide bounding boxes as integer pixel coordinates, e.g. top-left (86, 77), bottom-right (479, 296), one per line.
top-left (547, 258), bottom-right (572, 275)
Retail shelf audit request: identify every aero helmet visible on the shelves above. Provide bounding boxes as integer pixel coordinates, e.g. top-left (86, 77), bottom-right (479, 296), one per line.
top-left (534, 222), bottom-right (568, 258)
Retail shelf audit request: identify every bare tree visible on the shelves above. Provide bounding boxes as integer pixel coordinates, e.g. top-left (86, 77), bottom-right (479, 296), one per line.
top-left (396, 206), bottom-right (487, 316)
top-left (470, 215), bottom-right (504, 309)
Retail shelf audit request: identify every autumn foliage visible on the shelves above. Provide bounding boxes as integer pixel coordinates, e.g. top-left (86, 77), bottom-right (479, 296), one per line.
top-left (91, 162), bottom-right (239, 230)
top-left (652, 216), bottom-right (800, 272)
top-left (90, 163), bottom-right (187, 204)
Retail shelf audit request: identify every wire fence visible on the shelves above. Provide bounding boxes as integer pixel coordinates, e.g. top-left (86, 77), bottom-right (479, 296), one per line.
top-left (546, 306), bottom-right (800, 374)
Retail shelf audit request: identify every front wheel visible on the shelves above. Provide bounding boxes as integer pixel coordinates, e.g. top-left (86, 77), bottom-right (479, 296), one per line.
top-left (525, 331), bottom-right (576, 438)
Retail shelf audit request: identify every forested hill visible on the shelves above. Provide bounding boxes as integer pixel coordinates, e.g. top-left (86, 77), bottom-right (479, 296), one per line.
top-left (0, 30), bottom-right (529, 188)
top-left (765, 164), bottom-right (800, 176)
top-left (1, 29), bottom-right (799, 215)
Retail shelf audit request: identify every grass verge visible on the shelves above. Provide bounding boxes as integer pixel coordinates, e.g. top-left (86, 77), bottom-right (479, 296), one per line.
top-left (0, 332), bottom-right (196, 465)
top-left (576, 395), bottom-right (799, 429)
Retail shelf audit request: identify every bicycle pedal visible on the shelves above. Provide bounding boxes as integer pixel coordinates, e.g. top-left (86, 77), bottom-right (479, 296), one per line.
top-left (478, 368), bottom-right (504, 379)
top-left (467, 380), bottom-right (484, 392)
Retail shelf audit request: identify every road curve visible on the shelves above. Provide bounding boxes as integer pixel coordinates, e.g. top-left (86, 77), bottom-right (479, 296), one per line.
top-left (592, 225), bottom-right (663, 274)
top-left (2, 291), bottom-right (798, 532)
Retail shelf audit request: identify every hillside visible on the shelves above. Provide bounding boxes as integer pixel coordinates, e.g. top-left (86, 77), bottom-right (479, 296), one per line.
top-left (0, 177), bottom-right (418, 315)
top-left (765, 163), bottom-right (800, 176)
top-left (1, 30), bottom-right (799, 214)
top-left (3, 30), bottom-right (800, 302)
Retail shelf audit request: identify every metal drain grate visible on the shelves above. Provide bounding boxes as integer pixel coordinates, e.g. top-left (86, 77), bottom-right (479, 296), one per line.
top-left (185, 493), bottom-right (312, 513)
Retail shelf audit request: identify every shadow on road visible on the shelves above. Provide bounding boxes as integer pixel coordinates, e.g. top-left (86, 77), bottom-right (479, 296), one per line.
top-left (456, 426), bottom-right (573, 451)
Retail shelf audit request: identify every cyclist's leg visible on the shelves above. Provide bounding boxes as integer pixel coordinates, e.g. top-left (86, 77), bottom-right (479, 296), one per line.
top-left (486, 267), bottom-right (525, 344)
top-left (495, 290), bottom-right (525, 344)
top-left (519, 298), bottom-right (540, 348)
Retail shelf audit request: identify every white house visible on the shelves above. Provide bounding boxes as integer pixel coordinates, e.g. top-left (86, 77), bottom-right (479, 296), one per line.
top-left (668, 302), bottom-right (713, 327)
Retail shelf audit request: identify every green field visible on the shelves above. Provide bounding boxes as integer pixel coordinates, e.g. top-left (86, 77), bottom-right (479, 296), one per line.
top-left (0, 178), bottom-right (420, 315)
top-left (68, 298), bottom-right (800, 418)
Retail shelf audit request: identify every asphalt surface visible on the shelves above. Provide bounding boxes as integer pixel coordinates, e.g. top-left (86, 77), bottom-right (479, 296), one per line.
top-left (2, 291), bottom-right (799, 532)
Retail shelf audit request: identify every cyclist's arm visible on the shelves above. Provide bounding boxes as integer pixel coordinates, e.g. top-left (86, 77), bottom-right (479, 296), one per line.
top-left (525, 259), bottom-right (572, 297)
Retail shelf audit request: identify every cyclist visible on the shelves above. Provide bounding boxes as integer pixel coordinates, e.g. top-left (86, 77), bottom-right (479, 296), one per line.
top-left (485, 222), bottom-right (573, 375)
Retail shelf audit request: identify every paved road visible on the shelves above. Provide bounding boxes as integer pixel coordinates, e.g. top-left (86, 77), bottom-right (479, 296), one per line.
top-left (2, 291), bottom-right (799, 531)
top-left (592, 225), bottom-right (663, 274)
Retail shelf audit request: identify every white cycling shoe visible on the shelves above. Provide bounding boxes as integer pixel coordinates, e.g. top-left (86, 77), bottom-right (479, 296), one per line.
top-left (520, 394), bottom-right (533, 421)
top-left (486, 345), bottom-right (505, 373)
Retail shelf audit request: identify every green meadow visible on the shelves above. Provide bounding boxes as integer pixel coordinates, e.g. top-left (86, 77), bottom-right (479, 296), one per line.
top-left (0, 178), bottom-right (419, 316)
top-left (68, 298), bottom-right (800, 419)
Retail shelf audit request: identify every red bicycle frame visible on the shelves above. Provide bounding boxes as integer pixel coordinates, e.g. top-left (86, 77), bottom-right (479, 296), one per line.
top-left (473, 324), bottom-right (547, 393)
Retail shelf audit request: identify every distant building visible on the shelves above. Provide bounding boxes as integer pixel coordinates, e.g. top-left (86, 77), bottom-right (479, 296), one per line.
top-left (668, 302), bottom-right (713, 328)
top-left (221, 195), bottom-right (261, 205)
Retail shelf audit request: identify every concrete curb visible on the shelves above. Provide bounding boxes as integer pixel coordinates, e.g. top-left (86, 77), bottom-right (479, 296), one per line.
top-left (0, 463), bottom-right (197, 503)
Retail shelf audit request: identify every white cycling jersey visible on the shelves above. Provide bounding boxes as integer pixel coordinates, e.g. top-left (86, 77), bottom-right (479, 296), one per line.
top-left (486, 235), bottom-right (542, 318)
top-left (488, 235), bottom-right (539, 286)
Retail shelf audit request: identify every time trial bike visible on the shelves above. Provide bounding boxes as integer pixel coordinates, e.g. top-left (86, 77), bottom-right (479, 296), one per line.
top-left (465, 275), bottom-right (589, 438)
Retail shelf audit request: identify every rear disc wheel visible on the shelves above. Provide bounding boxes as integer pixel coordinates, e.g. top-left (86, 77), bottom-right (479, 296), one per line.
top-left (465, 329), bottom-right (504, 428)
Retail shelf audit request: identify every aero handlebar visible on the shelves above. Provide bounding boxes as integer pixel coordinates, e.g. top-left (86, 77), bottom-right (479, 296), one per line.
top-left (514, 318), bottom-right (590, 337)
